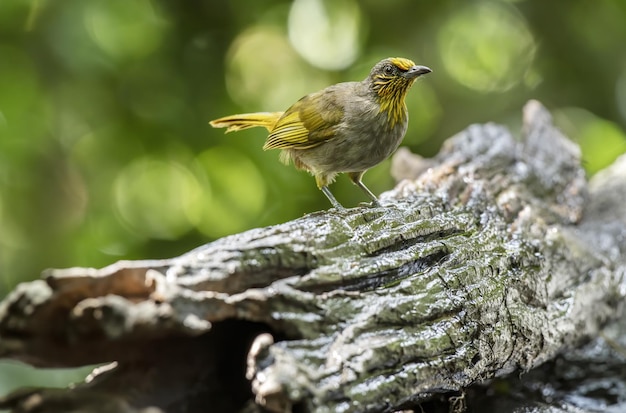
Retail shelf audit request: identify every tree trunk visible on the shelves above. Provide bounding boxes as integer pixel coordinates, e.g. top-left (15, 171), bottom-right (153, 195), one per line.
top-left (0, 101), bottom-right (624, 413)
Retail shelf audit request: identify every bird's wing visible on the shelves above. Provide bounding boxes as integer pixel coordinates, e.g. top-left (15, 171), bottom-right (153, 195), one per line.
top-left (263, 89), bottom-right (344, 150)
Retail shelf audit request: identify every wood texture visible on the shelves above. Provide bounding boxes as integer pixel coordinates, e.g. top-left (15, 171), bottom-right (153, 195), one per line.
top-left (0, 101), bottom-right (624, 413)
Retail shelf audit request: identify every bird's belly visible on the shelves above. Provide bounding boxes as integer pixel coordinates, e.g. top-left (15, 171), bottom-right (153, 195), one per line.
top-left (295, 123), bottom-right (406, 173)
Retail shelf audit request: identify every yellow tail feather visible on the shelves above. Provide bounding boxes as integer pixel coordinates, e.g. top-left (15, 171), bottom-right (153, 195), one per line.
top-left (209, 112), bottom-right (284, 133)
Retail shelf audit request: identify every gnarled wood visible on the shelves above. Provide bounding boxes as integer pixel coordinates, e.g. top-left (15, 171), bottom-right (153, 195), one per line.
top-left (0, 101), bottom-right (624, 413)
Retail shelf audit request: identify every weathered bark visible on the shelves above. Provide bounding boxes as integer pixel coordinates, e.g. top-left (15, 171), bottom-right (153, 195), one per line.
top-left (0, 101), bottom-right (624, 413)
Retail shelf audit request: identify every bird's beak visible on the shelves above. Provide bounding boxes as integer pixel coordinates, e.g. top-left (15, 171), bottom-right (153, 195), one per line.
top-left (405, 65), bottom-right (432, 79)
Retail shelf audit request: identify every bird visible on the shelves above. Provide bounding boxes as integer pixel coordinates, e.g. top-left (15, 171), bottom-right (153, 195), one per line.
top-left (210, 57), bottom-right (431, 209)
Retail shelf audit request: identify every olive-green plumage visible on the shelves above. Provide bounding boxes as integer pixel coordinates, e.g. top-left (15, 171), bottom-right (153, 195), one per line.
top-left (210, 57), bottom-right (431, 209)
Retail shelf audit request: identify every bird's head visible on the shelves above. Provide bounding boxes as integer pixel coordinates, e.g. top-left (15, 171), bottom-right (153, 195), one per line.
top-left (369, 58), bottom-right (431, 95)
top-left (368, 57), bottom-right (431, 126)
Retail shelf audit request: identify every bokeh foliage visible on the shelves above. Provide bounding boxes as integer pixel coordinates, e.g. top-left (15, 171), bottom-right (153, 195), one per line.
top-left (0, 0), bottom-right (625, 393)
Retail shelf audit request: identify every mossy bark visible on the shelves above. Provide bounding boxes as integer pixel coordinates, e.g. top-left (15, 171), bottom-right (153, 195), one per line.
top-left (0, 101), bottom-right (624, 413)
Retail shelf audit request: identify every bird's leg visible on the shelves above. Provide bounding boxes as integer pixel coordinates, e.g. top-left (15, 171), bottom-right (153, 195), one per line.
top-left (320, 186), bottom-right (345, 211)
top-left (348, 172), bottom-right (380, 207)
top-left (315, 174), bottom-right (345, 210)
top-left (321, 186), bottom-right (345, 210)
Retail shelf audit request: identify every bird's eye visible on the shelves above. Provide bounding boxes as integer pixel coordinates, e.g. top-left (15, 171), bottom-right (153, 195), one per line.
top-left (383, 64), bottom-right (394, 75)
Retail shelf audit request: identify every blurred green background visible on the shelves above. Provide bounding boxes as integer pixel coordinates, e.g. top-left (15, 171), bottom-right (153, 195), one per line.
top-left (1, 0), bottom-right (626, 395)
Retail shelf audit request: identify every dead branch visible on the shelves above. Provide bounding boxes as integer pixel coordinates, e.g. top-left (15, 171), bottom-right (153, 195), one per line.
top-left (0, 101), bottom-right (624, 413)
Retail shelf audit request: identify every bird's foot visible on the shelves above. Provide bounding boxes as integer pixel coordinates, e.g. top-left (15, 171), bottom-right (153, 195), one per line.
top-left (358, 200), bottom-right (381, 208)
